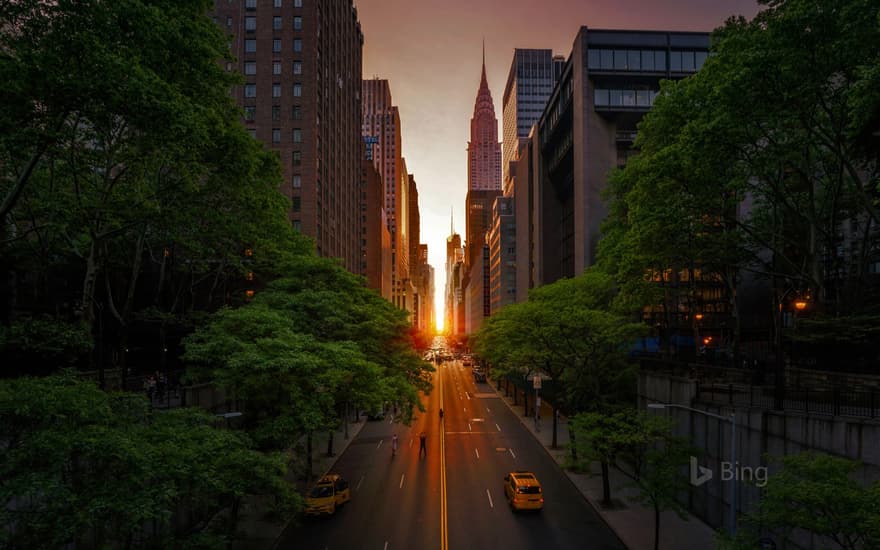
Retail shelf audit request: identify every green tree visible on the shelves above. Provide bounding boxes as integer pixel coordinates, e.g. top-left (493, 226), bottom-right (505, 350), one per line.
top-left (601, 0), bottom-right (880, 364)
top-left (719, 452), bottom-right (880, 550)
top-left (183, 254), bottom-right (433, 470)
top-left (473, 270), bottom-right (646, 448)
top-left (571, 410), bottom-right (695, 550)
top-left (0, 373), bottom-right (295, 548)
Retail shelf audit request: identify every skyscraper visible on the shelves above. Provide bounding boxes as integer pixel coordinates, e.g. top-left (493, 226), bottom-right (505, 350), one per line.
top-left (212, 0), bottom-right (364, 272)
top-left (467, 44), bottom-right (502, 192)
top-left (362, 79), bottom-right (407, 308)
top-left (464, 45), bottom-right (502, 333)
top-left (502, 49), bottom-right (565, 196)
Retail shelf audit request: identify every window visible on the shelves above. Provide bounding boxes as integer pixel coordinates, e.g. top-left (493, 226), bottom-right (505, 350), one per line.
top-left (641, 50), bottom-right (655, 71)
top-left (292, 196), bottom-right (301, 212)
top-left (294, 0), bottom-right (303, 7)
top-left (292, 220), bottom-right (301, 232)
top-left (292, 105), bottom-right (302, 119)
top-left (681, 51), bottom-right (695, 72)
top-left (670, 51), bottom-right (682, 72)
top-left (273, 39), bottom-right (282, 53)
top-left (594, 89), bottom-right (609, 106)
top-left (293, 151), bottom-right (302, 166)
top-left (245, 39), bottom-right (256, 53)
top-left (273, 61), bottom-right (282, 75)
top-left (245, 61), bottom-right (256, 75)
top-left (293, 61), bottom-right (302, 74)
top-left (293, 38), bottom-right (302, 52)
top-left (600, 49), bottom-right (613, 70)
top-left (627, 50), bottom-right (640, 71)
top-left (248, 128), bottom-right (257, 138)
top-left (225, 61), bottom-right (233, 71)
top-left (293, 175), bottom-right (302, 188)
top-left (245, 16), bottom-right (256, 31)
top-left (273, 16), bottom-right (282, 30)
top-left (274, 0), bottom-right (282, 6)
top-left (293, 83), bottom-right (302, 97)
top-left (226, 16), bottom-right (232, 27)
top-left (244, 105), bottom-right (256, 120)
top-left (293, 16), bottom-right (302, 30)
top-left (246, 0), bottom-right (257, 8)
top-left (245, 83), bottom-right (256, 97)
top-left (293, 129), bottom-right (302, 143)
top-left (695, 51), bottom-right (708, 70)
top-left (273, 83), bottom-right (281, 97)
top-left (272, 128), bottom-right (281, 143)
top-left (272, 105), bottom-right (281, 120)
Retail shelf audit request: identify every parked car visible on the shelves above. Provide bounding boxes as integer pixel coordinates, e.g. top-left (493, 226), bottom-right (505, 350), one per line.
top-left (473, 368), bottom-right (487, 382)
top-left (305, 474), bottom-right (351, 516)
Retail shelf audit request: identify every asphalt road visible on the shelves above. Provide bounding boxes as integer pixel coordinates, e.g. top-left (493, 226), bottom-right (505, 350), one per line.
top-left (277, 359), bottom-right (624, 550)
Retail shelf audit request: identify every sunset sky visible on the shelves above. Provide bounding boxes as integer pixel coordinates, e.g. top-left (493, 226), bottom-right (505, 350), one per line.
top-left (355, 0), bottom-right (762, 328)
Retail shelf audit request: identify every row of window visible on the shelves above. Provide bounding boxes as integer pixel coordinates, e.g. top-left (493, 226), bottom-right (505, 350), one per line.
top-left (245, 38), bottom-right (303, 53)
top-left (244, 105), bottom-right (303, 121)
top-left (246, 0), bottom-right (303, 8)
top-left (244, 60), bottom-right (303, 75)
top-left (244, 83), bottom-right (303, 97)
top-left (269, 128), bottom-right (303, 143)
top-left (587, 48), bottom-right (707, 73)
top-left (245, 15), bottom-right (303, 31)
top-left (594, 88), bottom-right (660, 108)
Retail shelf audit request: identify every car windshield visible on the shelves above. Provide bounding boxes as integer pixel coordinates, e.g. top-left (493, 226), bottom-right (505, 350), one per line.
top-left (517, 486), bottom-right (542, 494)
top-left (310, 485), bottom-right (333, 498)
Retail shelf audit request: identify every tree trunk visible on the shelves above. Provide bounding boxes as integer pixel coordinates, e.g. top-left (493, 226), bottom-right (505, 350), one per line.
top-left (306, 432), bottom-right (313, 480)
top-left (653, 503), bottom-right (661, 550)
top-left (326, 429), bottom-right (335, 457)
top-left (601, 460), bottom-right (612, 507)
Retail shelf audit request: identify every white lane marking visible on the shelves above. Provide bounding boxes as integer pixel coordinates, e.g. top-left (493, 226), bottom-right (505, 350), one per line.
top-left (466, 392), bottom-right (471, 400)
top-left (487, 407), bottom-right (491, 412)
top-left (463, 407), bottom-right (467, 412)
top-left (509, 449), bottom-right (517, 459)
top-left (409, 438), bottom-right (414, 447)
top-left (475, 448), bottom-right (480, 459)
top-left (356, 475), bottom-right (364, 490)
top-left (377, 439), bottom-right (383, 449)
top-left (388, 415), bottom-right (394, 424)
top-left (496, 423), bottom-right (502, 432)
top-left (487, 489), bottom-right (494, 508)
top-left (384, 542), bottom-right (389, 550)
top-left (468, 423), bottom-right (472, 431)
top-left (400, 474), bottom-right (405, 489)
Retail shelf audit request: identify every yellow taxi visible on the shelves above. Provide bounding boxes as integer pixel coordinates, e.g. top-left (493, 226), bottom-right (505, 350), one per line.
top-left (304, 474), bottom-right (351, 516)
top-left (503, 471), bottom-right (544, 511)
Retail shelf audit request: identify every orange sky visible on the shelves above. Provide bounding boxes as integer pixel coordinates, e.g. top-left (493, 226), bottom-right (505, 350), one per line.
top-left (356, 0), bottom-right (762, 330)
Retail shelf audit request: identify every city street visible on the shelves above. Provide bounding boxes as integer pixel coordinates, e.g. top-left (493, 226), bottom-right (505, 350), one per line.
top-left (277, 359), bottom-right (623, 550)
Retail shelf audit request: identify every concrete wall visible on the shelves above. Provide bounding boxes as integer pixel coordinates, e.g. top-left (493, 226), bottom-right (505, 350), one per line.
top-left (639, 372), bottom-right (880, 547)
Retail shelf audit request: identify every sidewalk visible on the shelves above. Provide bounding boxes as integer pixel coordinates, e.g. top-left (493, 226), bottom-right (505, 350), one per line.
top-left (233, 415), bottom-right (368, 549)
top-left (489, 378), bottom-right (718, 550)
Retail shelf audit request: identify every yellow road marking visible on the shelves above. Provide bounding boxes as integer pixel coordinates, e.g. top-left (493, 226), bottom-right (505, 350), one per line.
top-left (440, 369), bottom-right (448, 550)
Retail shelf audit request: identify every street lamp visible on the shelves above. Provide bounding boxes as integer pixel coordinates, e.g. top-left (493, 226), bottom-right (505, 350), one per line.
top-left (648, 402), bottom-right (737, 536)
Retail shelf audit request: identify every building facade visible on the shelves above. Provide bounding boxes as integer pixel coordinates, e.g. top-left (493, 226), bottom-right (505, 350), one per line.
top-left (531, 27), bottom-right (710, 285)
top-left (501, 49), bottom-right (565, 196)
top-left (489, 196), bottom-right (516, 314)
top-left (362, 79), bottom-right (408, 309)
top-left (362, 155), bottom-right (391, 300)
top-left (213, 0), bottom-right (364, 272)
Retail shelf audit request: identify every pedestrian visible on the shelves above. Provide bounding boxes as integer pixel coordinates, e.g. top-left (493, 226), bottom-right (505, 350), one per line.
top-left (419, 431), bottom-right (427, 458)
top-left (391, 434), bottom-right (399, 457)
